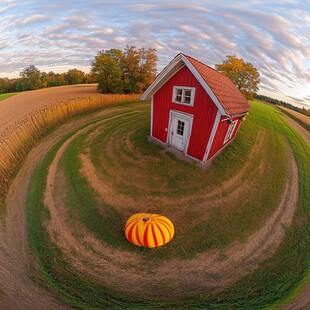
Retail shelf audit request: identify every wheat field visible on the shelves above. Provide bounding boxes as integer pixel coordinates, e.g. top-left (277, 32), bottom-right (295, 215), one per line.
top-left (0, 93), bottom-right (139, 204)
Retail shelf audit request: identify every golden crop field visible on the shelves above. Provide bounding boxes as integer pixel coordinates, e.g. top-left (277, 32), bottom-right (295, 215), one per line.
top-left (278, 105), bottom-right (310, 129)
top-left (0, 93), bottom-right (139, 203)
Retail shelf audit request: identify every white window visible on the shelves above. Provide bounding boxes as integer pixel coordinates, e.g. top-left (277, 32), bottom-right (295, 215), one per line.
top-left (172, 86), bottom-right (195, 106)
top-left (224, 120), bottom-right (238, 144)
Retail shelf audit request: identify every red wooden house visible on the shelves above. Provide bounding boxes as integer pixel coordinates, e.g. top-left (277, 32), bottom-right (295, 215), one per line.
top-left (141, 53), bottom-right (251, 162)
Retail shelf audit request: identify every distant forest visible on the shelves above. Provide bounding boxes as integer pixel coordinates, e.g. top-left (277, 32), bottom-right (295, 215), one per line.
top-left (0, 46), bottom-right (157, 96)
top-left (0, 66), bottom-right (93, 93)
top-left (1, 56), bottom-right (309, 118)
top-left (254, 94), bottom-right (310, 117)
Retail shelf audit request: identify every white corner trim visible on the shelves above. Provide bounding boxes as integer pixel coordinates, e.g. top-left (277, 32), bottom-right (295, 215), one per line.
top-left (184, 113), bottom-right (194, 155)
top-left (203, 110), bottom-right (221, 162)
top-left (166, 110), bottom-right (173, 144)
top-left (150, 96), bottom-right (154, 137)
top-left (208, 137), bottom-right (235, 161)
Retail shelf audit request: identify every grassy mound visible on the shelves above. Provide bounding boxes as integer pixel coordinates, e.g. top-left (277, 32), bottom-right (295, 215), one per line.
top-left (60, 102), bottom-right (287, 258)
top-left (26, 100), bottom-right (310, 309)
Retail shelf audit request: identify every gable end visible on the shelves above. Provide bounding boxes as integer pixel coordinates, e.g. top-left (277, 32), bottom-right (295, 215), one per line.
top-left (141, 54), bottom-right (228, 116)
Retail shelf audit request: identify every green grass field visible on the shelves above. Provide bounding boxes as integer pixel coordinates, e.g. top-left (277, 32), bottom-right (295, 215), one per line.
top-left (0, 93), bottom-right (16, 101)
top-left (60, 103), bottom-right (287, 258)
top-left (26, 100), bottom-right (310, 309)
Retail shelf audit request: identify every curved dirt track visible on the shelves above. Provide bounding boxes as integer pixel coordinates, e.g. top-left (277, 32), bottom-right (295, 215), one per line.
top-left (0, 85), bottom-right (102, 309)
top-left (45, 123), bottom-right (298, 298)
top-left (0, 90), bottom-right (308, 309)
top-left (282, 114), bottom-right (310, 146)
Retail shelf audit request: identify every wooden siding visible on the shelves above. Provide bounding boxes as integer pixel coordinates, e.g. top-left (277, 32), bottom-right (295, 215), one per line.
top-left (152, 66), bottom-right (218, 161)
top-left (207, 116), bottom-right (241, 160)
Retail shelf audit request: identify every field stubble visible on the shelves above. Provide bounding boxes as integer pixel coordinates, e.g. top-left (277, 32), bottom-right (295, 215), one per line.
top-left (0, 93), bottom-right (139, 204)
top-left (0, 97), bottom-right (309, 309)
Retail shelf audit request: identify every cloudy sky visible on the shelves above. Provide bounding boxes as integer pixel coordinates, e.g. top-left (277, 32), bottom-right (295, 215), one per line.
top-left (1, 0), bottom-right (309, 108)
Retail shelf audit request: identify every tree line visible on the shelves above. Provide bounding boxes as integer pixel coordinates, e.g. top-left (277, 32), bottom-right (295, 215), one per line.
top-left (0, 46), bottom-right (157, 95)
top-left (254, 94), bottom-right (310, 117)
top-left (0, 66), bottom-right (93, 94)
top-left (2, 47), bottom-right (307, 117)
top-left (0, 49), bottom-right (258, 99)
top-left (3, 47), bottom-right (308, 117)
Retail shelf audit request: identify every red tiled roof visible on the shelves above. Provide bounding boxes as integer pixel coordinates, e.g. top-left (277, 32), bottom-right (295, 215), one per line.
top-left (185, 55), bottom-right (251, 115)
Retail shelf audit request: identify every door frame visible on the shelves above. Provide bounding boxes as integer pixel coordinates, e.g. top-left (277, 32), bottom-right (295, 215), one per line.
top-left (167, 110), bottom-right (193, 154)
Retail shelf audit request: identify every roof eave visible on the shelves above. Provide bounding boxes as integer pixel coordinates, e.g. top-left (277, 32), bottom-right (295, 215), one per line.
top-left (140, 54), bottom-right (184, 100)
top-left (181, 56), bottom-right (227, 116)
top-left (141, 54), bottom-right (228, 116)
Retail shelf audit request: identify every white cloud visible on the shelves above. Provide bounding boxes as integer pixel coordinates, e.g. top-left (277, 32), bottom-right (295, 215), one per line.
top-left (114, 37), bottom-right (126, 44)
top-left (96, 28), bottom-right (114, 35)
top-left (14, 14), bottom-right (49, 26)
top-left (0, 0), bottom-right (309, 107)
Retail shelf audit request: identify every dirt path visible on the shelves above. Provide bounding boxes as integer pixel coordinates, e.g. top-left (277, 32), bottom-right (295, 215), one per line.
top-left (278, 106), bottom-right (310, 127)
top-left (44, 131), bottom-right (299, 298)
top-left (1, 125), bottom-right (78, 309)
top-left (0, 98), bottom-right (138, 308)
top-left (281, 114), bottom-right (310, 145)
top-left (278, 113), bottom-right (310, 309)
top-left (78, 129), bottom-right (267, 235)
top-left (1, 106), bottom-right (136, 309)
top-left (0, 88), bottom-right (308, 308)
top-left (0, 85), bottom-right (103, 309)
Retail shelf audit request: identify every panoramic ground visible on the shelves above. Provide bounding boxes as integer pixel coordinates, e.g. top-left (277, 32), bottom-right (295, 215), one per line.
top-left (280, 113), bottom-right (310, 145)
top-left (0, 86), bottom-right (309, 309)
top-left (0, 84), bottom-right (99, 145)
top-left (278, 106), bottom-right (310, 132)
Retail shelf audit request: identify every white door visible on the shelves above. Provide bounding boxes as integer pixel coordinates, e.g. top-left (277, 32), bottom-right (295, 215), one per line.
top-left (169, 112), bottom-right (192, 152)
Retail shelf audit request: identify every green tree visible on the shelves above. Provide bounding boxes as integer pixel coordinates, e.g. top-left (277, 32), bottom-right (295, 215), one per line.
top-left (41, 71), bottom-right (67, 87)
top-left (91, 46), bottom-right (158, 94)
top-left (122, 46), bottom-right (141, 93)
top-left (55, 73), bottom-right (67, 86)
top-left (215, 55), bottom-right (260, 100)
top-left (137, 47), bottom-right (158, 92)
top-left (84, 73), bottom-right (95, 84)
top-left (19, 65), bottom-right (42, 91)
top-left (122, 46), bottom-right (158, 93)
top-left (0, 78), bottom-right (10, 94)
top-left (40, 72), bottom-right (48, 88)
top-left (65, 68), bottom-right (86, 85)
top-left (91, 49), bottom-right (124, 93)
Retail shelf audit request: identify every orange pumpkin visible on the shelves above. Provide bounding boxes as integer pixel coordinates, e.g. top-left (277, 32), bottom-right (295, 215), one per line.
top-left (124, 213), bottom-right (174, 248)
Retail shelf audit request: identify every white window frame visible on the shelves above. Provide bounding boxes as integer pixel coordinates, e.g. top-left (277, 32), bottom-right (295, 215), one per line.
top-left (172, 86), bottom-right (195, 106)
top-left (223, 120), bottom-right (238, 144)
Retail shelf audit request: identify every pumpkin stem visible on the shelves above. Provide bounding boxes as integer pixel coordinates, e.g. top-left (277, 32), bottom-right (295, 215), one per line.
top-left (142, 216), bottom-right (150, 221)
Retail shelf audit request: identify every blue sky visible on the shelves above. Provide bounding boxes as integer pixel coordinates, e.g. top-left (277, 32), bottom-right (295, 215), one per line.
top-left (1, 0), bottom-right (309, 108)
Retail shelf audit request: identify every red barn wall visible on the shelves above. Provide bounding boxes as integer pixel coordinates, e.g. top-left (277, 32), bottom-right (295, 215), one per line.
top-left (152, 66), bottom-right (218, 161)
top-left (207, 116), bottom-right (241, 160)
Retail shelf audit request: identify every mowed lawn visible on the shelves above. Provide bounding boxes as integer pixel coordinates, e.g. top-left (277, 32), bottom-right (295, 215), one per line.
top-left (61, 101), bottom-right (286, 258)
top-left (26, 100), bottom-right (310, 309)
